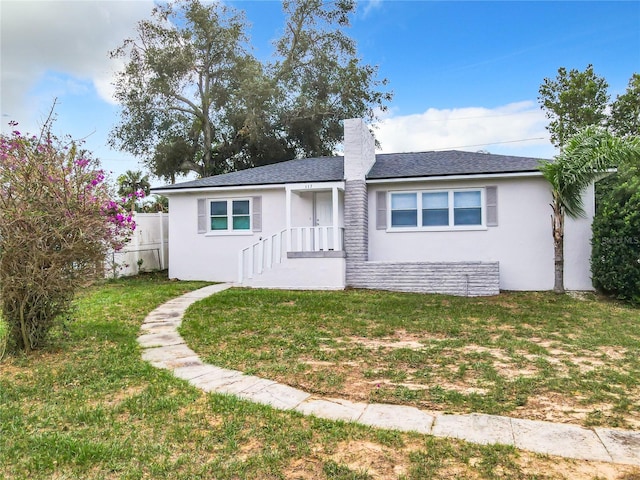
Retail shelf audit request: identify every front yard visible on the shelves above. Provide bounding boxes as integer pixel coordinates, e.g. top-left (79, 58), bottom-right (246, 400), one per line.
top-left (1, 275), bottom-right (639, 479)
top-left (181, 288), bottom-right (640, 430)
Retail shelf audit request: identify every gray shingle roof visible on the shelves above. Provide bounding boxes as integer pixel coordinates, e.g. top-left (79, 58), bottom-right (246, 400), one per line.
top-left (368, 150), bottom-right (543, 179)
top-left (156, 156), bottom-right (344, 190)
top-left (155, 150), bottom-right (544, 191)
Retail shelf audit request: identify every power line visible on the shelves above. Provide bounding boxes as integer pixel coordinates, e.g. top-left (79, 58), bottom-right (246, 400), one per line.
top-left (405, 110), bottom-right (543, 122)
top-left (432, 137), bottom-right (547, 151)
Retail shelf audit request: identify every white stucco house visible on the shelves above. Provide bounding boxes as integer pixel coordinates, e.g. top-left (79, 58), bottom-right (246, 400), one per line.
top-left (153, 118), bottom-right (594, 296)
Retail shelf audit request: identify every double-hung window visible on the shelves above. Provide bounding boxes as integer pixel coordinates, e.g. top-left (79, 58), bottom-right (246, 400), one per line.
top-left (453, 191), bottom-right (481, 226)
top-left (390, 193), bottom-right (418, 227)
top-left (389, 189), bottom-right (484, 229)
top-left (210, 199), bottom-right (251, 232)
top-left (422, 192), bottom-right (449, 226)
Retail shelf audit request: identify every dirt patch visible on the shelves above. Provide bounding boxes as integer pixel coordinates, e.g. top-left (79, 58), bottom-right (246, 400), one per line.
top-left (328, 440), bottom-right (412, 478)
top-left (282, 440), bottom-right (640, 479)
top-left (347, 337), bottom-right (426, 350)
top-left (339, 330), bottom-right (450, 348)
top-left (99, 384), bottom-right (147, 408)
top-left (518, 451), bottom-right (640, 480)
top-left (599, 346), bottom-right (628, 361)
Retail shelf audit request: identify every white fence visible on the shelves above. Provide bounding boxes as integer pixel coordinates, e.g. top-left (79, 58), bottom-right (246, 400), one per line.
top-left (107, 212), bottom-right (168, 278)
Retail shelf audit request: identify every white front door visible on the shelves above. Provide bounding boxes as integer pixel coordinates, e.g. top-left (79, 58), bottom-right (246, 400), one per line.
top-left (314, 191), bottom-right (333, 226)
top-left (313, 191), bottom-right (334, 251)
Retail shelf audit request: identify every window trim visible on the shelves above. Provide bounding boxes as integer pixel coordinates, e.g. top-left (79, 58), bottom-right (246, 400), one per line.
top-left (205, 197), bottom-right (253, 236)
top-left (387, 188), bottom-right (486, 231)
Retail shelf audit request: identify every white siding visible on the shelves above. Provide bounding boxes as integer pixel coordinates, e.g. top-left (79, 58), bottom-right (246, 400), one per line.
top-left (244, 256), bottom-right (345, 290)
top-left (368, 177), bottom-right (594, 291)
top-left (166, 188), bottom-right (286, 282)
top-left (564, 182), bottom-right (595, 291)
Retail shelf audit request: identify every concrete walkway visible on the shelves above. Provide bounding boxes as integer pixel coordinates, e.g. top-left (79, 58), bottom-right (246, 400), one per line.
top-left (138, 284), bottom-right (640, 466)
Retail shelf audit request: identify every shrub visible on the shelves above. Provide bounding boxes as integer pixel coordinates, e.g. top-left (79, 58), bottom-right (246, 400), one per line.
top-left (591, 166), bottom-right (640, 304)
top-left (0, 121), bottom-right (135, 352)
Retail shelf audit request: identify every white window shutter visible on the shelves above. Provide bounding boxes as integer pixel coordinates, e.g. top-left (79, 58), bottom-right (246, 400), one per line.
top-left (376, 191), bottom-right (387, 230)
top-left (197, 199), bottom-right (207, 233)
top-left (486, 186), bottom-right (498, 227)
top-left (252, 196), bottom-right (262, 232)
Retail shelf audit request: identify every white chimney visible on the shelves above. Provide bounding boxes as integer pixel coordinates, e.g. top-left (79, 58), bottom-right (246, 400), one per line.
top-left (343, 118), bottom-right (376, 181)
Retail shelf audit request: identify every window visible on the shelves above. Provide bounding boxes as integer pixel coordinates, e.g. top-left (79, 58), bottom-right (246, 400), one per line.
top-left (209, 199), bottom-right (251, 232)
top-left (453, 191), bottom-right (481, 226)
top-left (389, 189), bottom-right (484, 229)
top-left (422, 192), bottom-right (449, 226)
top-left (391, 193), bottom-right (417, 227)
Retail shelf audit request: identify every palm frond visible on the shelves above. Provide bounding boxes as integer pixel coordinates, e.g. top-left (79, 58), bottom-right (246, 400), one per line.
top-left (541, 127), bottom-right (640, 218)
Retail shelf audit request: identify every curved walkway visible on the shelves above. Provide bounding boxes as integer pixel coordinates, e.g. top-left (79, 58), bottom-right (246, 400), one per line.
top-left (138, 284), bottom-right (640, 466)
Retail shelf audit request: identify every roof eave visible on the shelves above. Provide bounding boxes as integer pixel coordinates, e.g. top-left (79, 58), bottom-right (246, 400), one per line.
top-left (152, 178), bottom-right (345, 195)
top-left (366, 170), bottom-right (544, 184)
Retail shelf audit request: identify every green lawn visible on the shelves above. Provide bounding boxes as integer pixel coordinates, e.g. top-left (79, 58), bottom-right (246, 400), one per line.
top-left (180, 288), bottom-right (640, 429)
top-left (2, 275), bottom-right (639, 479)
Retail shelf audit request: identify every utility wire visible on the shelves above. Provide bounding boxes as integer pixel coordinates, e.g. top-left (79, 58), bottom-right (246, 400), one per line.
top-left (410, 110), bottom-right (543, 122)
top-left (431, 137), bottom-right (547, 151)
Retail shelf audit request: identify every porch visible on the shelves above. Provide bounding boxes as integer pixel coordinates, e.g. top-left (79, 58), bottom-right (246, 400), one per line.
top-left (238, 182), bottom-right (346, 285)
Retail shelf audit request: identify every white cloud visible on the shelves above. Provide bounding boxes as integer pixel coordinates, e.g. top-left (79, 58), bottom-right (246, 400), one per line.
top-left (373, 101), bottom-right (557, 159)
top-left (361, 0), bottom-right (384, 17)
top-left (0, 0), bottom-right (154, 124)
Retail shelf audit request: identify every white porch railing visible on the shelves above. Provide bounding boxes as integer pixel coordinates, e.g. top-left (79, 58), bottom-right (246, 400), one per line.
top-left (238, 227), bottom-right (344, 283)
top-left (289, 226), bottom-right (343, 253)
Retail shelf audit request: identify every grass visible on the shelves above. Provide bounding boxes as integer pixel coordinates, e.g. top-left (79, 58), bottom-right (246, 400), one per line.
top-left (2, 275), bottom-right (639, 479)
top-left (180, 288), bottom-right (640, 429)
top-left (0, 314), bottom-right (7, 361)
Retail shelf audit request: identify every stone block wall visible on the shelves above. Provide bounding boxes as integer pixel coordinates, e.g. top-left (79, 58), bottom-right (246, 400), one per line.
top-left (344, 179), bottom-right (369, 265)
top-left (346, 261), bottom-right (500, 297)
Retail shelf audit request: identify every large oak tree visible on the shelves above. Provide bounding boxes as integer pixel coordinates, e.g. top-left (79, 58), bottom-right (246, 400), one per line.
top-left (110, 0), bottom-right (391, 181)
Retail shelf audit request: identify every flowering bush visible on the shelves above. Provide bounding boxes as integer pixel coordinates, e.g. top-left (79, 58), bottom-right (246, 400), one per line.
top-left (0, 122), bottom-right (135, 352)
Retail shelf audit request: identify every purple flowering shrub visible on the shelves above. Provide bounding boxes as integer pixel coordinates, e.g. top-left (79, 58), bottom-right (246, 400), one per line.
top-left (0, 122), bottom-right (135, 352)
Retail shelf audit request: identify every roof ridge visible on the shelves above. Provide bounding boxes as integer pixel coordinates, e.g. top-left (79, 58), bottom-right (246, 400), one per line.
top-left (154, 151), bottom-right (545, 191)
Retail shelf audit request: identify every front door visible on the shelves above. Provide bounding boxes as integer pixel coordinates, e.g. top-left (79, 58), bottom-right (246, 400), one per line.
top-left (313, 191), bottom-right (334, 250)
top-left (314, 191), bottom-right (333, 226)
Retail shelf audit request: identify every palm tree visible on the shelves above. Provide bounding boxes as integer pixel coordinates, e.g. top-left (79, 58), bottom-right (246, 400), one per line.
top-left (117, 170), bottom-right (151, 212)
top-left (540, 127), bottom-right (640, 293)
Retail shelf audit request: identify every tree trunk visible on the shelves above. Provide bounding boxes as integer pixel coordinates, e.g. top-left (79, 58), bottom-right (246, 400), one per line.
top-left (552, 199), bottom-right (565, 293)
top-left (19, 300), bottom-right (31, 354)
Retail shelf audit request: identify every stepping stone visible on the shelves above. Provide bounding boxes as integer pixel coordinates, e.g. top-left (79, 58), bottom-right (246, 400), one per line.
top-left (359, 403), bottom-right (435, 434)
top-left (144, 309), bottom-right (184, 321)
top-left (188, 368), bottom-right (245, 393)
top-left (296, 397), bottom-right (367, 422)
top-left (149, 355), bottom-right (203, 371)
top-left (137, 332), bottom-right (185, 348)
top-left (595, 428), bottom-right (640, 466)
top-left (238, 382), bottom-right (311, 411)
top-left (182, 284), bottom-right (232, 298)
top-left (172, 364), bottom-right (221, 381)
top-left (140, 323), bottom-right (179, 334)
top-left (216, 376), bottom-right (275, 395)
top-left (511, 418), bottom-right (612, 462)
top-left (432, 413), bottom-right (514, 445)
top-left (141, 344), bottom-right (197, 363)
top-left (160, 297), bottom-right (198, 309)
top-left (142, 314), bottom-right (183, 325)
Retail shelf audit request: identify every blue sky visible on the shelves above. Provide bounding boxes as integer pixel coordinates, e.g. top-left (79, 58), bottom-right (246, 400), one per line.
top-left (1, 0), bottom-right (639, 185)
